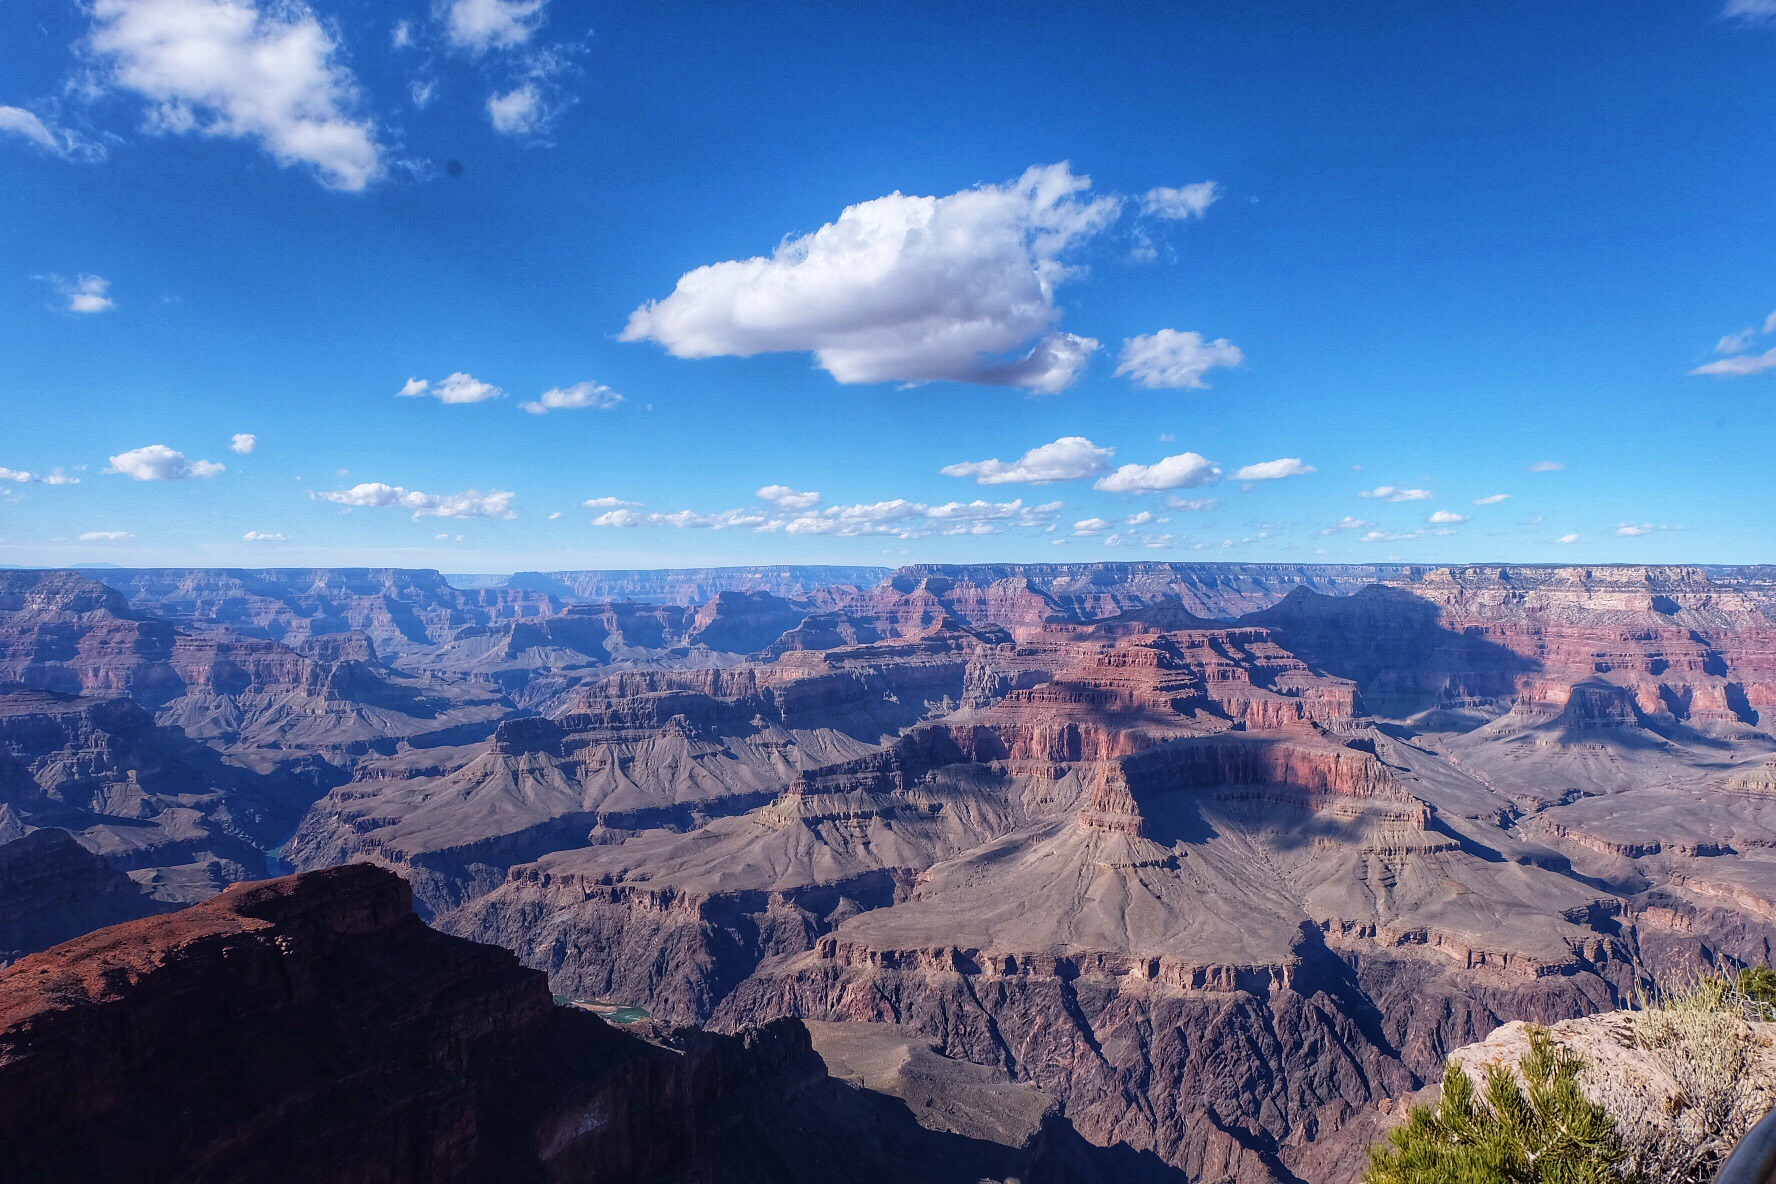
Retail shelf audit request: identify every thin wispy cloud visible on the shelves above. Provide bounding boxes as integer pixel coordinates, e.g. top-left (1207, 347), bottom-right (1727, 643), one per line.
top-left (0, 107), bottom-right (103, 160)
top-left (1358, 485), bottom-right (1433, 502)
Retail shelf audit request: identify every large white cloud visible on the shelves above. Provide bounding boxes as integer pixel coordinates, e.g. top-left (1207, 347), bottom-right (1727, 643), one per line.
top-left (442, 0), bottom-right (547, 52)
top-left (621, 163), bottom-right (1123, 393)
top-left (520, 381), bottom-right (623, 414)
top-left (107, 444), bottom-right (225, 480)
top-left (1232, 457), bottom-right (1314, 481)
top-left (941, 436), bottom-right (1113, 484)
top-left (315, 482), bottom-right (515, 519)
top-left (85, 0), bottom-right (382, 191)
top-left (1093, 451), bottom-right (1220, 493)
top-left (1114, 329), bottom-right (1243, 390)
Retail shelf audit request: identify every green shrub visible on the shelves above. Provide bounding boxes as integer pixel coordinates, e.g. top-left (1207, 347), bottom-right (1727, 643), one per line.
top-left (1365, 1026), bottom-right (1629, 1184)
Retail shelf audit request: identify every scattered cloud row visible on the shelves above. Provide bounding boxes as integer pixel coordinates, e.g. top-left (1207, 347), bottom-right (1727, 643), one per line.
top-left (315, 482), bottom-right (516, 519)
top-left (399, 372), bottom-right (624, 414)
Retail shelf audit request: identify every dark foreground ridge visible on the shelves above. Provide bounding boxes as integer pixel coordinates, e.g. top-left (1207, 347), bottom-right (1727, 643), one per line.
top-left (0, 863), bottom-right (1183, 1184)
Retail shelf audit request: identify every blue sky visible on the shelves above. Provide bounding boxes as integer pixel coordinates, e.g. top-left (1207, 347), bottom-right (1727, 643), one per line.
top-left (2, 0), bottom-right (1774, 571)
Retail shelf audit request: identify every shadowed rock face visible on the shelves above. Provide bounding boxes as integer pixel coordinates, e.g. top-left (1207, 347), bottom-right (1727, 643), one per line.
top-left (0, 828), bottom-right (164, 966)
top-left (0, 865), bottom-right (1189, 1184)
top-left (4, 563), bottom-right (1776, 1182)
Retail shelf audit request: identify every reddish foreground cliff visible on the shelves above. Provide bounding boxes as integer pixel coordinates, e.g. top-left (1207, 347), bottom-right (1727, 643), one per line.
top-left (0, 864), bottom-right (1187, 1184)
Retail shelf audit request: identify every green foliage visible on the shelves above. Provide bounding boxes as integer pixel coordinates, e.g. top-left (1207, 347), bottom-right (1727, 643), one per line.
top-left (1365, 1026), bottom-right (1630, 1184)
top-left (1733, 966), bottom-right (1776, 1015)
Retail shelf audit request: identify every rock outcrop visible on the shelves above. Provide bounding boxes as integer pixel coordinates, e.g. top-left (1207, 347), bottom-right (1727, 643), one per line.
top-left (0, 864), bottom-right (1188, 1183)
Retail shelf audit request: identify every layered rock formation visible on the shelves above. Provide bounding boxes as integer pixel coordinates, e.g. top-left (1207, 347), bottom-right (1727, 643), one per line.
top-left (4, 562), bottom-right (1776, 1181)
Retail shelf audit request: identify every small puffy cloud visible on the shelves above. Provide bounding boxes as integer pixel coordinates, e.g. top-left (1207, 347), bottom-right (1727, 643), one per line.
top-left (242, 530), bottom-right (285, 541)
top-left (1125, 510), bottom-right (1159, 526)
top-left (1166, 496), bottom-right (1220, 512)
top-left (1557, 533), bottom-right (1581, 544)
top-left (1139, 182), bottom-right (1218, 220)
top-left (1321, 516), bottom-right (1371, 535)
top-left (79, 530), bottom-right (133, 541)
top-left (593, 508), bottom-right (643, 527)
top-left (582, 496), bottom-right (641, 509)
top-left (1616, 522), bottom-right (1679, 537)
top-left (1529, 460), bottom-right (1564, 472)
top-left (941, 436), bottom-right (1113, 485)
top-left (1358, 485), bottom-right (1433, 502)
top-left (488, 84), bottom-right (542, 135)
top-left (1073, 517), bottom-right (1111, 536)
top-left (399, 372), bottom-right (505, 403)
top-left (107, 444), bottom-right (225, 480)
top-left (757, 485), bottom-right (821, 511)
top-left (85, 0), bottom-right (382, 190)
top-left (45, 274), bottom-right (115, 314)
top-left (1095, 452), bottom-right (1220, 494)
top-left (1473, 493), bottom-right (1510, 505)
top-left (520, 381), bottom-right (623, 414)
top-left (1232, 457), bottom-right (1314, 481)
top-left (442, 0), bottom-right (547, 52)
top-left (621, 163), bottom-right (1120, 393)
top-left (315, 482), bottom-right (516, 519)
top-left (1114, 329), bottom-right (1242, 390)
top-left (229, 433), bottom-right (257, 454)
top-left (1691, 347), bottom-right (1776, 377)
top-left (1361, 529), bottom-right (1419, 543)
top-left (1428, 510), bottom-right (1467, 525)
